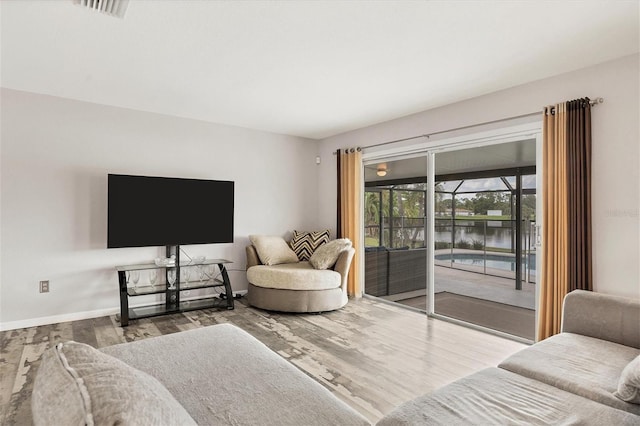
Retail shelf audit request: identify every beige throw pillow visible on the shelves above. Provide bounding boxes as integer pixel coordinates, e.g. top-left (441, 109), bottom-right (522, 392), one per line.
top-left (32, 341), bottom-right (197, 426)
top-left (249, 235), bottom-right (299, 266)
top-left (614, 355), bottom-right (640, 404)
top-left (309, 238), bottom-right (352, 270)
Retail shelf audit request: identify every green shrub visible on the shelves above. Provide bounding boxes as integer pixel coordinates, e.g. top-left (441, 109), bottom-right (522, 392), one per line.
top-left (456, 240), bottom-right (471, 249)
top-left (472, 239), bottom-right (484, 250)
top-left (434, 241), bottom-right (451, 250)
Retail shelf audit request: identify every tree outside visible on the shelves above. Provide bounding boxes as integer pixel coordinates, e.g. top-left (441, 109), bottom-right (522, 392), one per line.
top-left (365, 178), bottom-right (536, 249)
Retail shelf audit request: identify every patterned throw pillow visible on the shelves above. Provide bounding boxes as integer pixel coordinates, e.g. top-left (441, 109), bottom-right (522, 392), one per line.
top-left (289, 230), bottom-right (330, 261)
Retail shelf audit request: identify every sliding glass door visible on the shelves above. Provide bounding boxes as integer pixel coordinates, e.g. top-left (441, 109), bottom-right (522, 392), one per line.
top-left (362, 125), bottom-right (541, 342)
top-left (432, 142), bottom-right (537, 340)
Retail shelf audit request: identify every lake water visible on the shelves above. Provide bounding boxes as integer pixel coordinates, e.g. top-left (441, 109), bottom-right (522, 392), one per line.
top-left (367, 219), bottom-right (534, 250)
top-left (435, 221), bottom-right (517, 250)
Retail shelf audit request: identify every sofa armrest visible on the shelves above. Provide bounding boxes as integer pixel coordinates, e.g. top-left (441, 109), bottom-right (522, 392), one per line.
top-left (245, 245), bottom-right (262, 269)
top-left (333, 247), bottom-right (355, 291)
top-left (562, 289), bottom-right (640, 348)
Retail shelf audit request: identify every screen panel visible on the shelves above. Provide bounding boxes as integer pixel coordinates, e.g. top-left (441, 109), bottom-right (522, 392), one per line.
top-left (108, 174), bottom-right (234, 248)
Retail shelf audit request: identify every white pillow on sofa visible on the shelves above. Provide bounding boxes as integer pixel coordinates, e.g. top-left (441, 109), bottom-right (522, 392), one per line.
top-left (32, 341), bottom-right (197, 426)
top-left (249, 235), bottom-right (300, 266)
top-left (614, 355), bottom-right (640, 404)
top-left (309, 239), bottom-right (352, 270)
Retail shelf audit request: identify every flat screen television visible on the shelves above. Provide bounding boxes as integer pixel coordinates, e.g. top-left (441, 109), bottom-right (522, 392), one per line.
top-left (108, 174), bottom-right (234, 248)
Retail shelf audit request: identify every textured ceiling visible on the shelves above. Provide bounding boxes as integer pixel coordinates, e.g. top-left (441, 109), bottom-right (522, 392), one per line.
top-left (1, 1), bottom-right (638, 139)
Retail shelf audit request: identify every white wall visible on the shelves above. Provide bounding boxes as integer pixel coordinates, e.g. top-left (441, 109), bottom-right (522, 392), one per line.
top-left (317, 54), bottom-right (640, 299)
top-left (2, 54), bottom-right (637, 329)
top-left (0, 89), bottom-right (319, 328)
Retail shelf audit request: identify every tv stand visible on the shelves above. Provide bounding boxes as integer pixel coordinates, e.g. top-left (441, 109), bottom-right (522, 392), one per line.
top-left (116, 246), bottom-right (234, 326)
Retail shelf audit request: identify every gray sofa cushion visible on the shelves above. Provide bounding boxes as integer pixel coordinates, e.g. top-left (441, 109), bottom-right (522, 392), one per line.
top-left (562, 289), bottom-right (640, 349)
top-left (248, 262), bottom-right (341, 290)
top-left (377, 367), bottom-right (640, 426)
top-left (32, 341), bottom-right (197, 426)
top-left (101, 323), bottom-right (369, 426)
top-left (498, 332), bottom-right (640, 414)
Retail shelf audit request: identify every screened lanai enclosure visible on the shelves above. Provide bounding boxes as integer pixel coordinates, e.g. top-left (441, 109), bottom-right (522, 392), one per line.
top-left (364, 140), bottom-right (538, 340)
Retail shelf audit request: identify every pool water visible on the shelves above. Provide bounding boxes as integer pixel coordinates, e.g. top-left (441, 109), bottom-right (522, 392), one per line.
top-left (435, 253), bottom-right (536, 272)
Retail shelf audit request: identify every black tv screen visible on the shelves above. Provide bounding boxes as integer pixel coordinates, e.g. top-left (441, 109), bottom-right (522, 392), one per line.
top-left (108, 174), bottom-right (234, 248)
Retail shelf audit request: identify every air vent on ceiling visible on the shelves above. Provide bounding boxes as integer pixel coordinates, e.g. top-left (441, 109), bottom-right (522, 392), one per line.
top-left (72, 0), bottom-right (129, 19)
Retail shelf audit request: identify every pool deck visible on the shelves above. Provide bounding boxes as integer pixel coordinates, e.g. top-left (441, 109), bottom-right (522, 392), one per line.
top-left (381, 265), bottom-right (536, 310)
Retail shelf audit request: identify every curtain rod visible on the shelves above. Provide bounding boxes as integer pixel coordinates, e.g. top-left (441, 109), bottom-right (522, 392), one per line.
top-left (546, 97), bottom-right (603, 115)
top-left (333, 97), bottom-right (603, 154)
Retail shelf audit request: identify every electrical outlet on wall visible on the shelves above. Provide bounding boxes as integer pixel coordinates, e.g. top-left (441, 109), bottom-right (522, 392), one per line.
top-left (39, 280), bottom-right (49, 293)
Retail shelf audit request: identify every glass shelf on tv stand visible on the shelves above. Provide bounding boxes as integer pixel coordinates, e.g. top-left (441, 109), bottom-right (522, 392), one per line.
top-left (127, 277), bottom-right (226, 296)
top-left (116, 258), bottom-right (232, 272)
top-left (128, 297), bottom-right (231, 320)
top-left (116, 258), bottom-right (234, 326)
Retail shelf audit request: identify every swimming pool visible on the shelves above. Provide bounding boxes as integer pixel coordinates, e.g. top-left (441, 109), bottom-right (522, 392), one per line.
top-left (435, 252), bottom-right (536, 272)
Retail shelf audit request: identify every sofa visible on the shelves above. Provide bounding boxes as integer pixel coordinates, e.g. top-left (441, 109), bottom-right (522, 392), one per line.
top-left (31, 290), bottom-right (639, 425)
top-left (246, 236), bottom-right (355, 313)
top-left (378, 290), bottom-right (640, 425)
top-left (31, 323), bottom-right (370, 426)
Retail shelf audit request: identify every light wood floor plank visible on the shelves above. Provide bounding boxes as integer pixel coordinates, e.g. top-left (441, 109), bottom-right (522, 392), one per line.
top-left (0, 329), bottom-right (30, 425)
top-left (0, 297), bottom-right (527, 425)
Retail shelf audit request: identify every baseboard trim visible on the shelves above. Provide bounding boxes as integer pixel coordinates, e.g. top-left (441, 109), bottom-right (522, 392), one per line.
top-left (0, 307), bottom-right (120, 331)
top-left (0, 290), bottom-right (249, 332)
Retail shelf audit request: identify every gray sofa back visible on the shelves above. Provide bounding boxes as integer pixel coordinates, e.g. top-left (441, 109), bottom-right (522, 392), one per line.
top-left (562, 289), bottom-right (640, 348)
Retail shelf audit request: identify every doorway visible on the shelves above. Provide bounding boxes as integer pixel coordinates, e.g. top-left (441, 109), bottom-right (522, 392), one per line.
top-left (362, 127), bottom-right (541, 342)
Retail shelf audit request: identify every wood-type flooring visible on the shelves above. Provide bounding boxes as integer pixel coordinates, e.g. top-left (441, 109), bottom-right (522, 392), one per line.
top-left (0, 297), bottom-right (527, 425)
